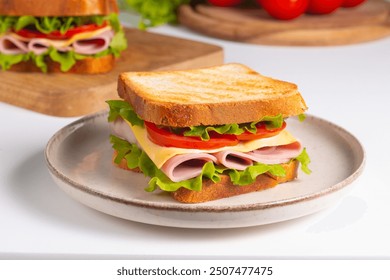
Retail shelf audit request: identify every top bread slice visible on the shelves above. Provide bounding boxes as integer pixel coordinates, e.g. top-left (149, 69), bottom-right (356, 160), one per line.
top-left (0, 0), bottom-right (118, 16)
top-left (118, 63), bottom-right (308, 127)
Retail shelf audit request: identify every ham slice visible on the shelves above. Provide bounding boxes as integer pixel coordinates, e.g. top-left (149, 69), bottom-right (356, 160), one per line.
top-left (161, 142), bottom-right (302, 182)
top-left (249, 141), bottom-right (302, 164)
top-left (72, 29), bottom-right (114, 55)
top-left (213, 150), bottom-right (254, 170)
top-left (161, 154), bottom-right (218, 182)
top-left (0, 35), bottom-right (28, 54)
top-left (214, 142), bottom-right (302, 168)
top-left (27, 38), bottom-right (71, 55)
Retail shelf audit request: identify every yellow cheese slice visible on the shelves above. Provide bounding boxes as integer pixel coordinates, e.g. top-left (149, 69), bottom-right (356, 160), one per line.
top-left (9, 25), bottom-right (112, 48)
top-left (124, 120), bottom-right (297, 169)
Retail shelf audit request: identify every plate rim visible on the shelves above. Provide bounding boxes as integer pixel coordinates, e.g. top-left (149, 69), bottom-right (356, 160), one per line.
top-left (45, 111), bottom-right (366, 213)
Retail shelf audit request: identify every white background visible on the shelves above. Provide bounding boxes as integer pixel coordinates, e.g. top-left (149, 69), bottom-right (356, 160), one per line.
top-left (1, 15), bottom-right (390, 259)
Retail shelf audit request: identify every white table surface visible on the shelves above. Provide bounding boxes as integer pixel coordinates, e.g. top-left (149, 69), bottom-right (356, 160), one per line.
top-left (1, 20), bottom-right (390, 259)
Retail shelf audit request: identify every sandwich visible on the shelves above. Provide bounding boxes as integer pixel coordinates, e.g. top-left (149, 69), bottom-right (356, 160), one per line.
top-left (0, 0), bottom-right (127, 73)
top-left (107, 63), bottom-right (311, 203)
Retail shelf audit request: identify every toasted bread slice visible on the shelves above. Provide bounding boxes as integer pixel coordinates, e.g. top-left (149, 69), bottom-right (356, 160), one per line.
top-left (118, 63), bottom-right (307, 127)
top-left (113, 152), bottom-right (299, 203)
top-left (0, 0), bottom-right (118, 16)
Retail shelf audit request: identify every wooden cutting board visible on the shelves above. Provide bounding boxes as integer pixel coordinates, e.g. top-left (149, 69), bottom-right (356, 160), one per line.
top-left (0, 28), bottom-right (223, 117)
top-left (178, 0), bottom-right (390, 46)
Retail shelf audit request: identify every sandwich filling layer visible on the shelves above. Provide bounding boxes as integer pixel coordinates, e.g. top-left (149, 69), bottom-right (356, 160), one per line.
top-left (107, 101), bottom-right (311, 192)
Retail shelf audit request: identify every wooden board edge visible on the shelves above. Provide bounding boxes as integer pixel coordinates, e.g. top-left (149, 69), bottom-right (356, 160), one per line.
top-left (178, 3), bottom-right (390, 46)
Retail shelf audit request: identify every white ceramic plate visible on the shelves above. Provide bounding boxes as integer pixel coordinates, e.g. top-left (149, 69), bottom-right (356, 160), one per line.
top-left (45, 112), bottom-right (365, 228)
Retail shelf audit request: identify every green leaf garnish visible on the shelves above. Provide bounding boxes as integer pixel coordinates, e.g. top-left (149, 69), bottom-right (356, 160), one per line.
top-left (106, 100), bottom-right (144, 127)
top-left (183, 114), bottom-right (285, 141)
top-left (298, 114), bottom-right (306, 122)
top-left (295, 148), bottom-right (312, 174)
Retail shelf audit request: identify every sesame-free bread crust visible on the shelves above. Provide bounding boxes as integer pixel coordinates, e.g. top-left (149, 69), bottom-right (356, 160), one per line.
top-left (0, 0), bottom-right (118, 16)
top-left (113, 153), bottom-right (299, 204)
top-left (118, 63), bottom-right (308, 127)
top-left (9, 53), bottom-right (115, 74)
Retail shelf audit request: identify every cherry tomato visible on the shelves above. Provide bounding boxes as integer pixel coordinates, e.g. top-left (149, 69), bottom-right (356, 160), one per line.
top-left (342, 0), bottom-right (366, 8)
top-left (257, 0), bottom-right (309, 20)
top-left (306, 0), bottom-right (343, 14)
top-left (236, 121), bottom-right (286, 141)
top-left (14, 22), bottom-right (107, 40)
top-left (145, 122), bottom-right (239, 150)
top-left (208, 0), bottom-right (242, 7)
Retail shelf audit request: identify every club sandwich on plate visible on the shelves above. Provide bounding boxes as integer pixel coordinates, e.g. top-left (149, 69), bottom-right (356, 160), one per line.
top-left (107, 63), bottom-right (311, 203)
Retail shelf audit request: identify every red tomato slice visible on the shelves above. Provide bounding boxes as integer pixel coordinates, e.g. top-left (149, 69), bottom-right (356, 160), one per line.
top-left (14, 22), bottom-right (107, 40)
top-left (208, 0), bottom-right (242, 7)
top-left (145, 122), bottom-right (239, 150)
top-left (236, 121), bottom-right (286, 141)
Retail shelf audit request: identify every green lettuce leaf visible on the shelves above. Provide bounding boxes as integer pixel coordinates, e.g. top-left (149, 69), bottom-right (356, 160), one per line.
top-left (259, 114), bottom-right (284, 129)
top-left (183, 114), bottom-right (285, 141)
top-left (0, 16), bottom-right (17, 34)
top-left (298, 113), bottom-right (306, 122)
top-left (105, 13), bottom-right (121, 32)
top-left (147, 162), bottom-right (222, 192)
top-left (0, 53), bottom-right (29, 70)
top-left (106, 100), bottom-right (144, 127)
top-left (29, 52), bottom-right (48, 73)
top-left (13, 15), bottom-right (107, 34)
top-left (184, 123), bottom-right (245, 141)
top-left (48, 48), bottom-right (76, 72)
top-left (228, 163), bottom-right (286, 186)
top-left (295, 148), bottom-right (312, 174)
top-left (109, 30), bottom-right (128, 57)
top-left (124, 0), bottom-right (190, 30)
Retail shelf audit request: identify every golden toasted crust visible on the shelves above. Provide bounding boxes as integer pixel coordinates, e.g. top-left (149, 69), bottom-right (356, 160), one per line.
top-left (0, 0), bottom-right (118, 16)
top-left (113, 152), bottom-right (299, 204)
top-left (171, 160), bottom-right (299, 203)
top-left (118, 63), bottom-right (308, 127)
top-left (9, 54), bottom-right (115, 74)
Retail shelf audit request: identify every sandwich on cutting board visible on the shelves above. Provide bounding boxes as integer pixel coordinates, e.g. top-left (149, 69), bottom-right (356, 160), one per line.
top-left (107, 63), bottom-right (311, 203)
top-left (0, 0), bottom-right (127, 73)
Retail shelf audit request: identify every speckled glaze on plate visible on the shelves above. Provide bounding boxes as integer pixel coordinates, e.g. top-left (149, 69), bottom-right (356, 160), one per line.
top-left (45, 112), bottom-right (365, 228)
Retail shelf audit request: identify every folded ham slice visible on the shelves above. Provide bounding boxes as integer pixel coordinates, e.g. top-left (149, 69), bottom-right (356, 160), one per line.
top-left (27, 38), bottom-right (72, 55)
top-left (161, 142), bottom-right (302, 182)
top-left (249, 141), bottom-right (302, 164)
top-left (0, 35), bottom-right (28, 54)
top-left (213, 150), bottom-right (254, 170)
top-left (72, 29), bottom-right (114, 55)
top-left (215, 142), bottom-right (302, 168)
top-left (161, 154), bottom-right (218, 182)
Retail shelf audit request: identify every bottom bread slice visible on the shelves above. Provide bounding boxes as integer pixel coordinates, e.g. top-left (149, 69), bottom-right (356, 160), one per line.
top-left (9, 54), bottom-right (115, 74)
top-left (113, 152), bottom-right (299, 203)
